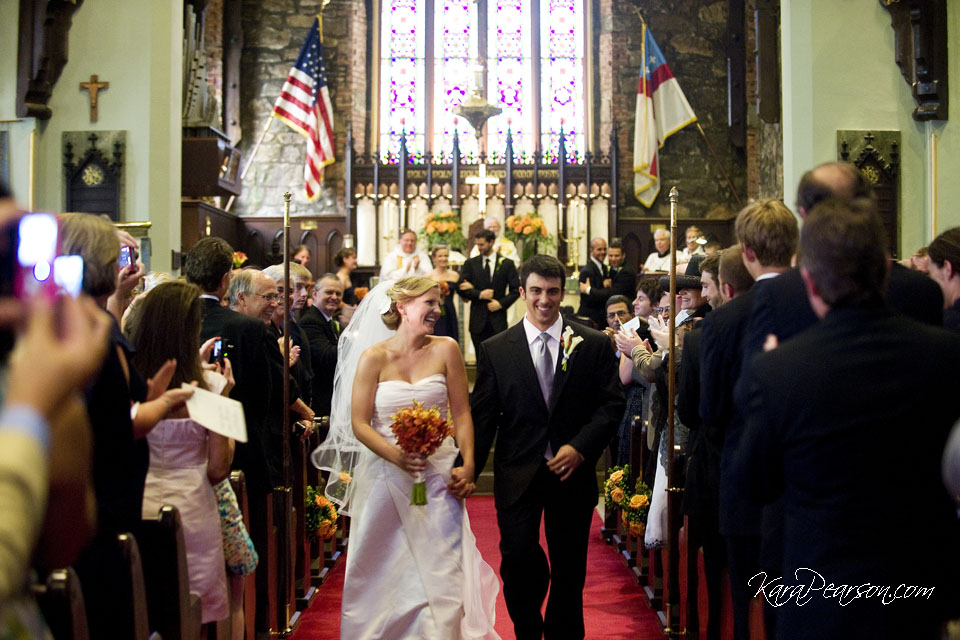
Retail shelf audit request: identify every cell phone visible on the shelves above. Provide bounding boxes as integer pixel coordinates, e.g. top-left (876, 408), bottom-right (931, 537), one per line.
top-left (211, 337), bottom-right (224, 363)
top-left (15, 213), bottom-right (59, 301)
top-left (53, 255), bottom-right (85, 298)
top-left (118, 245), bottom-right (132, 269)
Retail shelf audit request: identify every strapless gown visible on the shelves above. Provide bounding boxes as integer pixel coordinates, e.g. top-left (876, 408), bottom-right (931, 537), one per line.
top-left (340, 373), bottom-right (500, 639)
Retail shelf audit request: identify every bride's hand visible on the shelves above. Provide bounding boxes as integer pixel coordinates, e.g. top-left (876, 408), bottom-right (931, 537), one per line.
top-left (395, 449), bottom-right (426, 475)
top-left (448, 464), bottom-right (476, 499)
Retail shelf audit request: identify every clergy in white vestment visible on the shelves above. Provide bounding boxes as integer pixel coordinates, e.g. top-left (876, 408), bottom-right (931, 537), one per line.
top-left (468, 217), bottom-right (519, 265)
top-left (379, 229), bottom-right (433, 280)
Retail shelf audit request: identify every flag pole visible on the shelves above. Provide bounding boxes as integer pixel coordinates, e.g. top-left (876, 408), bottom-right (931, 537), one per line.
top-left (695, 122), bottom-right (743, 208)
top-left (224, 116), bottom-right (274, 212)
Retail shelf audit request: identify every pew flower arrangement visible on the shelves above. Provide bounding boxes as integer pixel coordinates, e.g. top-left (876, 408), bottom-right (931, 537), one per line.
top-left (423, 211), bottom-right (466, 251)
top-left (620, 479), bottom-right (652, 538)
top-left (306, 485), bottom-right (339, 539)
top-left (603, 464), bottom-right (631, 513)
top-left (504, 213), bottom-right (554, 260)
top-left (390, 399), bottom-right (454, 505)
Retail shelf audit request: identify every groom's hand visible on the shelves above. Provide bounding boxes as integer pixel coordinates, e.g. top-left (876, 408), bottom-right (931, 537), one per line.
top-left (547, 445), bottom-right (582, 481)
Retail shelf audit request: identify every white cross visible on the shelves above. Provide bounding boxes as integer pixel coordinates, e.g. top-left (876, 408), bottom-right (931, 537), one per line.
top-left (465, 163), bottom-right (500, 213)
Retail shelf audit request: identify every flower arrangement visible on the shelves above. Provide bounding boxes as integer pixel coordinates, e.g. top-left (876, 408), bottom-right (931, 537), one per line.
top-left (354, 286), bottom-right (370, 302)
top-left (620, 479), bottom-right (652, 539)
top-left (603, 464), bottom-right (631, 513)
top-left (504, 213), bottom-right (554, 260)
top-left (305, 485), bottom-right (339, 539)
top-left (232, 251), bottom-right (249, 269)
top-left (390, 400), bottom-right (454, 504)
top-left (327, 470), bottom-right (352, 501)
top-left (436, 280), bottom-right (451, 316)
top-left (423, 212), bottom-right (466, 250)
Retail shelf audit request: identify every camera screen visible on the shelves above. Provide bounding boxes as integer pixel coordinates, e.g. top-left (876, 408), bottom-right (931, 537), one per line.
top-left (54, 255), bottom-right (84, 298)
top-left (118, 245), bottom-right (132, 269)
top-left (212, 338), bottom-right (223, 359)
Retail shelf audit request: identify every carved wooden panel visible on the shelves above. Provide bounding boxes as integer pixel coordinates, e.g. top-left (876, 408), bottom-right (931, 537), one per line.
top-left (838, 130), bottom-right (901, 257)
top-left (16, 0), bottom-right (84, 119)
top-left (881, 0), bottom-right (948, 121)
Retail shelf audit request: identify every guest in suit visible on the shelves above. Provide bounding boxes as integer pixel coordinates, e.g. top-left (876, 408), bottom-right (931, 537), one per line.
top-left (185, 238), bottom-right (276, 494)
top-left (300, 274), bottom-right (343, 419)
top-left (926, 227), bottom-right (960, 331)
top-left (457, 229), bottom-right (520, 356)
top-left (227, 270), bottom-right (313, 480)
top-left (743, 161), bottom-right (942, 361)
top-left (701, 200), bottom-right (798, 640)
top-left (733, 199), bottom-right (960, 639)
top-left (576, 237), bottom-right (608, 326)
top-left (472, 254), bottom-right (624, 640)
top-left (580, 238), bottom-right (636, 327)
top-left (263, 262), bottom-right (315, 410)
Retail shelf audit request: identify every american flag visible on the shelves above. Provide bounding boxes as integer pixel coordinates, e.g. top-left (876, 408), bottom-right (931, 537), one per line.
top-left (273, 15), bottom-right (335, 202)
top-left (633, 23), bottom-right (697, 207)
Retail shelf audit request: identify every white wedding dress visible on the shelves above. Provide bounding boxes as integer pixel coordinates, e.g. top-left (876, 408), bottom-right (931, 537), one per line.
top-left (340, 373), bottom-right (501, 640)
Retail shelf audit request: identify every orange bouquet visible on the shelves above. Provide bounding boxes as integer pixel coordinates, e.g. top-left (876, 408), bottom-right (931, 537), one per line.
top-left (390, 399), bottom-right (454, 504)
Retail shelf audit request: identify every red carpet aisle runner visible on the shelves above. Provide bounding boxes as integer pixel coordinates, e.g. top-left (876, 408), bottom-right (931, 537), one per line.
top-left (294, 496), bottom-right (663, 639)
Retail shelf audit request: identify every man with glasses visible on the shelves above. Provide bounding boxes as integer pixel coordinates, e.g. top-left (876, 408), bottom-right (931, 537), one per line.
top-left (602, 294), bottom-right (634, 349)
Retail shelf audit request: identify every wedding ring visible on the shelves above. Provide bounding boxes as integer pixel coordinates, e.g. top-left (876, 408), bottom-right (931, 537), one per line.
top-left (561, 465), bottom-right (566, 472)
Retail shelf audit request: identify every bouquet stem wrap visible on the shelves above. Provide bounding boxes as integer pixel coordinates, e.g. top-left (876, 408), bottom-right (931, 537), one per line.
top-left (390, 400), bottom-right (453, 506)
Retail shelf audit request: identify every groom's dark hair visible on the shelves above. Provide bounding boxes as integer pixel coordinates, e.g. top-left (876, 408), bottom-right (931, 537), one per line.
top-left (520, 254), bottom-right (566, 288)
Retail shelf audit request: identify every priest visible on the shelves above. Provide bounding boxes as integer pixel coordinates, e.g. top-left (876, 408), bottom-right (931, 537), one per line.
top-left (379, 229), bottom-right (433, 281)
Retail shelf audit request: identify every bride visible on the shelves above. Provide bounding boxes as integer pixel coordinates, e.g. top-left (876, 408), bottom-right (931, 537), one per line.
top-left (313, 277), bottom-right (501, 639)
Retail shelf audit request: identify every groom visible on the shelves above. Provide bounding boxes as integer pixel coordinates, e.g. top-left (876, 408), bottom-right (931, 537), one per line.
top-left (472, 254), bottom-right (624, 639)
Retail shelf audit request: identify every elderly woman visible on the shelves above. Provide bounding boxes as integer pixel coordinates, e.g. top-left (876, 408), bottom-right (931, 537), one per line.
top-left (59, 213), bottom-right (194, 637)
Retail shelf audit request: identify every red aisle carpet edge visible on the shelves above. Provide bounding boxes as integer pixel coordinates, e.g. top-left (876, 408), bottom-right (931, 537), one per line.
top-left (293, 495), bottom-right (663, 639)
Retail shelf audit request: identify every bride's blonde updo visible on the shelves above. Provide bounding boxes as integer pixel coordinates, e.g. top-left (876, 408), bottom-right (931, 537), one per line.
top-left (381, 277), bottom-right (441, 330)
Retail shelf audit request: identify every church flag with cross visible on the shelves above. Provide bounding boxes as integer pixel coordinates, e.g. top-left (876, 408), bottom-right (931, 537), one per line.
top-left (272, 14), bottom-right (335, 202)
top-left (633, 23), bottom-right (697, 207)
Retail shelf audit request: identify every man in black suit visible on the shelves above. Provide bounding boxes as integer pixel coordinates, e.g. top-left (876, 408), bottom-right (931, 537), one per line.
top-left (300, 274), bottom-right (343, 419)
top-left (185, 238), bottom-right (275, 494)
top-left (579, 238), bottom-right (636, 327)
top-left (458, 229), bottom-right (521, 356)
top-left (471, 254), bottom-right (624, 640)
top-left (743, 161), bottom-right (942, 360)
top-left (697, 201), bottom-right (798, 640)
top-left (732, 199), bottom-right (960, 639)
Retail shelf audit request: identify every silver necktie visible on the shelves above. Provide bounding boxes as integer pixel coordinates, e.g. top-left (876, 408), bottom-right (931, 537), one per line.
top-left (535, 332), bottom-right (554, 407)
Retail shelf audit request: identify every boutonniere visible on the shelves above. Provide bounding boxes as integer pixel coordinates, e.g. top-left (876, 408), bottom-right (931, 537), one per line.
top-left (493, 253), bottom-right (503, 272)
top-left (561, 325), bottom-right (584, 371)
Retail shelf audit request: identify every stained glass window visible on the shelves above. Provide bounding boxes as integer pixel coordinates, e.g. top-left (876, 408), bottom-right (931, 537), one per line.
top-left (379, 0), bottom-right (586, 163)
top-left (379, 0), bottom-right (426, 158)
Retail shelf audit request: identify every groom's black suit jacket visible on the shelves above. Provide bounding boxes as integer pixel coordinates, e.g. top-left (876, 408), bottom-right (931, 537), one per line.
top-left (471, 320), bottom-right (625, 509)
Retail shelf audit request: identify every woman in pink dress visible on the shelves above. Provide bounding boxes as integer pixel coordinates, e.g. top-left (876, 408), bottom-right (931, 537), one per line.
top-left (126, 281), bottom-right (235, 628)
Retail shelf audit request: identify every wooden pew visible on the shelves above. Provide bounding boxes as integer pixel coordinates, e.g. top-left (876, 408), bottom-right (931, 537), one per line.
top-left (116, 533), bottom-right (161, 640)
top-left (33, 567), bottom-right (89, 640)
top-left (249, 490), bottom-right (278, 636)
top-left (139, 505), bottom-right (202, 640)
top-left (293, 435), bottom-right (317, 611)
top-left (229, 471), bottom-right (256, 640)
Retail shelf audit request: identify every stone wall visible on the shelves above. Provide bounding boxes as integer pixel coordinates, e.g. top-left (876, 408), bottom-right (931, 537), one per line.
top-left (599, 0), bottom-right (747, 220)
top-left (234, 0), bottom-right (753, 220)
top-left (235, 0), bottom-right (366, 217)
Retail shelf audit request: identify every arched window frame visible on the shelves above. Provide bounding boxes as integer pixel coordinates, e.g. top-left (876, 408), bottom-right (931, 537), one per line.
top-left (371, 0), bottom-right (594, 164)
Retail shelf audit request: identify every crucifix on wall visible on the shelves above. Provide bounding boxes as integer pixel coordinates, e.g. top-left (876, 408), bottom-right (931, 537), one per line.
top-left (79, 74), bottom-right (109, 122)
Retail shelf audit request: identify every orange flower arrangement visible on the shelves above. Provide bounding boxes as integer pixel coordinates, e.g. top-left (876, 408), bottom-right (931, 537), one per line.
top-left (504, 212), bottom-right (554, 260)
top-left (390, 399), bottom-right (454, 504)
top-left (422, 211), bottom-right (466, 250)
top-left (305, 485), bottom-right (339, 539)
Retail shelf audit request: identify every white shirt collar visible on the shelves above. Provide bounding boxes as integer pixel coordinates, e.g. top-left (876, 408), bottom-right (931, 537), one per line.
top-left (522, 313), bottom-right (564, 345)
top-left (756, 272), bottom-right (781, 282)
top-left (319, 309), bottom-right (333, 322)
top-left (590, 257), bottom-right (605, 272)
top-left (199, 294), bottom-right (220, 301)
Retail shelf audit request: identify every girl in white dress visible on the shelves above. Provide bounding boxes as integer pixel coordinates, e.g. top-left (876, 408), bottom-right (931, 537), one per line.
top-left (313, 277), bottom-right (500, 640)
